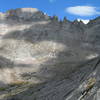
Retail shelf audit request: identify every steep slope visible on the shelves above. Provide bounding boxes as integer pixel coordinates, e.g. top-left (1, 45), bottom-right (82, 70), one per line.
top-left (0, 8), bottom-right (100, 100)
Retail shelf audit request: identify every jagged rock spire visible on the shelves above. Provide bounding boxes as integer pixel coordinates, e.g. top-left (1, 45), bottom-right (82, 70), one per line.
top-left (50, 15), bottom-right (58, 21)
top-left (63, 17), bottom-right (67, 23)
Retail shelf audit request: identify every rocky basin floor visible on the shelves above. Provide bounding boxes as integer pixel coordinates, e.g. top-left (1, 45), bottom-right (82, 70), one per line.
top-left (0, 58), bottom-right (100, 100)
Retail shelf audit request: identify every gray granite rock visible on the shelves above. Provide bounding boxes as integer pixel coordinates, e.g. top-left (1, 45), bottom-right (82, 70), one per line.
top-left (0, 8), bottom-right (100, 100)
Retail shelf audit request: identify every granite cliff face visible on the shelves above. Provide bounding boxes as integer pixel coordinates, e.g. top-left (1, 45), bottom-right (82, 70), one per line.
top-left (0, 8), bottom-right (100, 100)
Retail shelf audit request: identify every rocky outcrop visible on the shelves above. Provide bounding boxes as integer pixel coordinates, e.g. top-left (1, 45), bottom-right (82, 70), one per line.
top-left (0, 8), bottom-right (100, 100)
top-left (6, 8), bottom-right (50, 22)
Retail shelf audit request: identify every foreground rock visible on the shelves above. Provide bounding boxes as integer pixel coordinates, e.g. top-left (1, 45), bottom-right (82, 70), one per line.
top-left (0, 8), bottom-right (100, 100)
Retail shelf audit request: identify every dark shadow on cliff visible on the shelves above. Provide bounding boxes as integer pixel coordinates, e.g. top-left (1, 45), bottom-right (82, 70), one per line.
top-left (2, 19), bottom-right (85, 45)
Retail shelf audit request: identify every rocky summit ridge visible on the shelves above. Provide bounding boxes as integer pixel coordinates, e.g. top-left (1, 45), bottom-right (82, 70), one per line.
top-left (0, 8), bottom-right (100, 100)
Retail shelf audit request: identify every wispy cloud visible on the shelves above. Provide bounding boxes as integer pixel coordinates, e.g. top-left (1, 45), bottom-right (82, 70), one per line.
top-left (49, 0), bottom-right (56, 3)
top-left (66, 6), bottom-right (100, 16)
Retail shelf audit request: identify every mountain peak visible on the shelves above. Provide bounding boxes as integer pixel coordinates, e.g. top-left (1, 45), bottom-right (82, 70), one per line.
top-left (7, 8), bottom-right (39, 14)
top-left (6, 8), bottom-right (49, 21)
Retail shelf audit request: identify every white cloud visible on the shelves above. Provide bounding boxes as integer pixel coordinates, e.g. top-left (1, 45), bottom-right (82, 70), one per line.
top-left (77, 19), bottom-right (90, 24)
top-left (66, 6), bottom-right (100, 16)
top-left (49, 0), bottom-right (56, 3)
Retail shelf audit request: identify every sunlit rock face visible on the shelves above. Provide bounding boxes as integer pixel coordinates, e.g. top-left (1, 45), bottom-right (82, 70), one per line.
top-left (0, 8), bottom-right (100, 100)
top-left (6, 8), bottom-right (49, 22)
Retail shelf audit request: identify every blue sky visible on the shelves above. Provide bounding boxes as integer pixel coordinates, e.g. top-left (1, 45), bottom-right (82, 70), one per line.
top-left (0, 0), bottom-right (100, 21)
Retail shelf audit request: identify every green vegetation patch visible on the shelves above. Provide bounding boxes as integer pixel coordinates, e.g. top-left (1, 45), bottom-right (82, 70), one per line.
top-left (0, 87), bottom-right (6, 91)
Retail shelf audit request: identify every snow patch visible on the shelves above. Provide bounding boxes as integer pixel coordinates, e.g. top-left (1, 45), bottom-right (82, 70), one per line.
top-left (86, 54), bottom-right (98, 60)
top-left (77, 19), bottom-right (90, 24)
